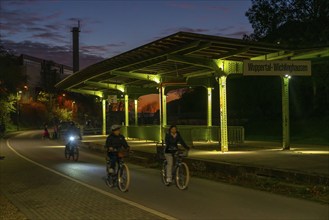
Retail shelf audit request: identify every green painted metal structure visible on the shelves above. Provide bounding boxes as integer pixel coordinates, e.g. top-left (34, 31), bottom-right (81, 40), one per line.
top-left (56, 32), bottom-right (328, 151)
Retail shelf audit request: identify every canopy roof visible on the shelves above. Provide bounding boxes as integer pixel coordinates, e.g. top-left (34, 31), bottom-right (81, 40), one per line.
top-left (56, 32), bottom-right (328, 97)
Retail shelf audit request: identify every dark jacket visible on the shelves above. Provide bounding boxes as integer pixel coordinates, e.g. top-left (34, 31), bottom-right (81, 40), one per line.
top-left (165, 131), bottom-right (189, 153)
top-left (105, 133), bottom-right (129, 151)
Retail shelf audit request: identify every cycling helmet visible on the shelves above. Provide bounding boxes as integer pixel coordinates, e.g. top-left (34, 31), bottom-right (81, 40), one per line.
top-left (111, 124), bottom-right (121, 131)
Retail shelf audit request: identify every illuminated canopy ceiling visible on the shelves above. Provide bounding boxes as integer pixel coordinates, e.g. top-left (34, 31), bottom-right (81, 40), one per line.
top-left (56, 32), bottom-right (329, 97)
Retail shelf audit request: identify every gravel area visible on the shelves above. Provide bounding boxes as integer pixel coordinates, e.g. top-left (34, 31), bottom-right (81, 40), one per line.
top-left (0, 192), bottom-right (27, 220)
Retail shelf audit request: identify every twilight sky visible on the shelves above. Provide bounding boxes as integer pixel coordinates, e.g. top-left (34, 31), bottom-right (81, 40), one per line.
top-left (1, 0), bottom-right (253, 111)
top-left (1, 0), bottom-right (253, 68)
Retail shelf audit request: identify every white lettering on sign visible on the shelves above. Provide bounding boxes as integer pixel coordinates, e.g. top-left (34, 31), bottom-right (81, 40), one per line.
top-left (243, 60), bottom-right (311, 76)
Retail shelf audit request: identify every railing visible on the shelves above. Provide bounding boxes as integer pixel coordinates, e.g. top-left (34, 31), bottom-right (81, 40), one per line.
top-left (82, 127), bottom-right (102, 135)
top-left (121, 125), bottom-right (244, 146)
top-left (82, 125), bottom-right (244, 146)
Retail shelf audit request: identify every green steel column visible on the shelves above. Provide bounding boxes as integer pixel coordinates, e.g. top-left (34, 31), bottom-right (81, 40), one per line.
top-left (134, 99), bottom-right (138, 126)
top-left (162, 86), bottom-right (167, 127)
top-left (207, 87), bottom-right (212, 127)
top-left (282, 76), bottom-right (290, 150)
top-left (219, 76), bottom-right (228, 152)
top-left (159, 86), bottom-right (163, 142)
top-left (102, 98), bottom-right (106, 136)
top-left (124, 94), bottom-right (129, 126)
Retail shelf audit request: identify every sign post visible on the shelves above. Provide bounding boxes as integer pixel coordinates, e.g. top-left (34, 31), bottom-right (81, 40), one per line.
top-left (282, 76), bottom-right (290, 150)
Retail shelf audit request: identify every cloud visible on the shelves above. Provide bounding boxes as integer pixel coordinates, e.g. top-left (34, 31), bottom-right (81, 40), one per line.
top-left (203, 5), bottom-right (229, 12)
top-left (168, 2), bottom-right (230, 12)
top-left (168, 2), bottom-right (195, 10)
top-left (217, 26), bottom-right (234, 32)
top-left (45, 11), bottom-right (62, 20)
top-left (1, 39), bottom-right (104, 69)
top-left (0, 9), bottom-right (41, 34)
top-left (27, 27), bottom-right (49, 32)
top-left (80, 42), bottom-right (126, 56)
top-left (32, 32), bottom-right (67, 43)
top-left (224, 31), bottom-right (250, 38)
top-left (161, 27), bottom-right (210, 35)
top-left (45, 24), bottom-right (61, 30)
top-left (0, 7), bottom-right (63, 39)
top-left (5, 0), bottom-right (39, 6)
top-left (0, 6), bottom-right (100, 46)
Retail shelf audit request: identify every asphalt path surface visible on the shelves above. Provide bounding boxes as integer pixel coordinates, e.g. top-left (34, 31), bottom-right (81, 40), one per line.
top-left (5, 131), bottom-right (329, 220)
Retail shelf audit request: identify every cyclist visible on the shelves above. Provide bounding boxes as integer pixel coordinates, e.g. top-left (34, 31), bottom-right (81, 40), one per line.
top-left (65, 121), bottom-right (82, 152)
top-left (164, 125), bottom-right (190, 183)
top-left (105, 125), bottom-right (130, 174)
top-left (66, 121), bottom-right (82, 140)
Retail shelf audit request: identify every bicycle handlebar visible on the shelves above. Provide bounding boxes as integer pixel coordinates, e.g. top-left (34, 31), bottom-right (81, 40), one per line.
top-left (175, 150), bottom-right (189, 157)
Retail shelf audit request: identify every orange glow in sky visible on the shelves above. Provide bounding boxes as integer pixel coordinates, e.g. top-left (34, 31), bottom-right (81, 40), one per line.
top-left (138, 92), bottom-right (180, 113)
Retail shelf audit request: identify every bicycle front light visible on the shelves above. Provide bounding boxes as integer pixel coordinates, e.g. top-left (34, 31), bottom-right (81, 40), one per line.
top-left (69, 136), bottom-right (75, 141)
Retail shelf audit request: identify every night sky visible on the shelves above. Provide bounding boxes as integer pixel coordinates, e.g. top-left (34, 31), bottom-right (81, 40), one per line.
top-left (1, 0), bottom-right (253, 111)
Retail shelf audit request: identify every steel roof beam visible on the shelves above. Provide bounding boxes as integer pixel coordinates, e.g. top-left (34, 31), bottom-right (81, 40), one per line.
top-left (84, 81), bottom-right (125, 92)
top-left (167, 54), bottom-right (223, 73)
top-left (217, 47), bottom-right (250, 59)
top-left (184, 70), bottom-right (214, 78)
top-left (251, 50), bottom-right (294, 61)
top-left (172, 41), bottom-right (212, 55)
top-left (111, 70), bottom-right (161, 83)
top-left (291, 48), bottom-right (329, 60)
top-left (68, 89), bottom-right (103, 98)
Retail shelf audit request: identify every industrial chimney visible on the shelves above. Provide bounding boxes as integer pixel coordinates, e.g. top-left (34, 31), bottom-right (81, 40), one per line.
top-left (71, 21), bottom-right (80, 73)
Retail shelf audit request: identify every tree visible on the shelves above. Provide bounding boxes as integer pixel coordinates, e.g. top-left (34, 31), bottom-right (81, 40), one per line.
top-left (0, 94), bottom-right (16, 128)
top-left (0, 46), bottom-right (26, 129)
top-left (245, 0), bottom-right (329, 46)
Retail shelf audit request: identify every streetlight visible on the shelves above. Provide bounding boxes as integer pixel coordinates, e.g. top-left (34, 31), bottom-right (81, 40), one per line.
top-left (16, 90), bottom-right (22, 131)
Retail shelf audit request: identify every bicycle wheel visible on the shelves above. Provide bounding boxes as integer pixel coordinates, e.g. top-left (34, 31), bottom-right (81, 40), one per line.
top-left (161, 161), bottom-right (170, 186)
top-left (118, 164), bottom-right (130, 192)
top-left (73, 147), bottom-right (79, 161)
top-left (64, 147), bottom-right (70, 159)
top-left (175, 162), bottom-right (190, 190)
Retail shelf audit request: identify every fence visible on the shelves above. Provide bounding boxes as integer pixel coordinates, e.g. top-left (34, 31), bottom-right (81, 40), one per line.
top-left (82, 125), bottom-right (244, 146)
top-left (121, 125), bottom-right (244, 146)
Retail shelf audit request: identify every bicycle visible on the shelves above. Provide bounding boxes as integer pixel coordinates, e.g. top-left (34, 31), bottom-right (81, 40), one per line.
top-left (106, 150), bottom-right (130, 192)
top-left (161, 150), bottom-right (190, 190)
top-left (64, 136), bottom-right (79, 161)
